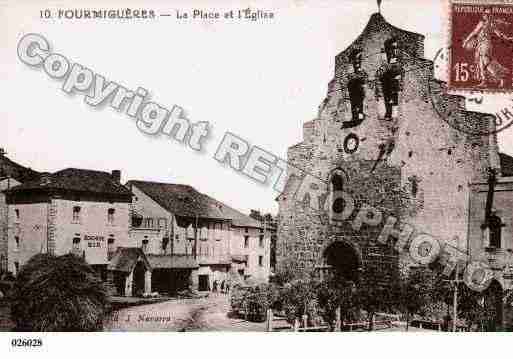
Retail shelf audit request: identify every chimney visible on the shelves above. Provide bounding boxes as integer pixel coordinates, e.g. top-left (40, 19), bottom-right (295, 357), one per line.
top-left (111, 170), bottom-right (121, 183)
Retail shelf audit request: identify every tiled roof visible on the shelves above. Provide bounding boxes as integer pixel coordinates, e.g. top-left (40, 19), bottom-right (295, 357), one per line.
top-left (0, 155), bottom-right (40, 183)
top-left (108, 247), bottom-right (151, 273)
top-left (6, 168), bottom-right (131, 199)
top-left (127, 180), bottom-right (262, 228)
top-left (500, 153), bottom-right (513, 177)
top-left (146, 254), bottom-right (199, 269)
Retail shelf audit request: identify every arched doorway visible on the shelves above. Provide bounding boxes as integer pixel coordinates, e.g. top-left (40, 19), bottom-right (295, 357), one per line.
top-left (323, 241), bottom-right (362, 282)
top-left (484, 280), bottom-right (503, 331)
top-left (133, 260), bottom-right (146, 297)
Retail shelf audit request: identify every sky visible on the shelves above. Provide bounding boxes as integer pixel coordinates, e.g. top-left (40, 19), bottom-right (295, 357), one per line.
top-left (1, 0), bottom-right (512, 215)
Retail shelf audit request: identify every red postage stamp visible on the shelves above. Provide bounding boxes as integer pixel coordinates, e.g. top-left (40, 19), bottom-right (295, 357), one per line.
top-left (449, 1), bottom-right (513, 92)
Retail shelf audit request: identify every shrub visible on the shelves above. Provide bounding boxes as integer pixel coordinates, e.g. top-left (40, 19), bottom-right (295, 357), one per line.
top-left (316, 277), bottom-right (356, 330)
top-left (230, 283), bottom-right (280, 322)
top-left (280, 278), bottom-right (321, 325)
top-left (10, 253), bottom-right (108, 331)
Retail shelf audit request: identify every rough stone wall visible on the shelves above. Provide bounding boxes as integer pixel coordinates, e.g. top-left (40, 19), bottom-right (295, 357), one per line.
top-left (277, 13), bottom-right (498, 281)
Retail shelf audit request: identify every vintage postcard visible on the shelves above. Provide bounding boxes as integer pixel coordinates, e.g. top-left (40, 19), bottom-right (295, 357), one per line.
top-left (1, 0), bottom-right (513, 356)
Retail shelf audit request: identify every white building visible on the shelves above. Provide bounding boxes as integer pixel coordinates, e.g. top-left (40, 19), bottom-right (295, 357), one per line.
top-left (127, 180), bottom-right (271, 293)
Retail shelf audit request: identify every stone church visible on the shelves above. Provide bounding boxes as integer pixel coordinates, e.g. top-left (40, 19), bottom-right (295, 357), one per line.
top-left (276, 12), bottom-right (513, 327)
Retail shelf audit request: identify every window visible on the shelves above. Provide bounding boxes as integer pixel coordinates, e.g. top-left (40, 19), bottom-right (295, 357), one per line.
top-left (14, 236), bottom-right (20, 250)
top-left (142, 238), bottom-right (149, 253)
top-left (14, 262), bottom-right (19, 276)
top-left (245, 227), bottom-right (248, 233)
top-left (162, 237), bottom-right (169, 253)
top-left (380, 70), bottom-right (400, 120)
top-left (143, 218), bottom-right (154, 228)
top-left (107, 208), bottom-right (115, 224)
top-left (408, 176), bottom-right (419, 198)
top-left (158, 218), bottom-right (167, 230)
top-left (72, 237), bottom-right (81, 252)
top-left (330, 172), bottom-right (346, 215)
top-left (489, 214), bottom-right (503, 248)
top-left (14, 209), bottom-right (20, 222)
top-left (108, 237), bottom-right (115, 258)
top-left (346, 78), bottom-right (366, 127)
top-left (244, 236), bottom-right (249, 249)
top-left (259, 235), bottom-right (264, 248)
top-left (259, 256), bottom-right (264, 267)
top-left (72, 206), bottom-right (81, 223)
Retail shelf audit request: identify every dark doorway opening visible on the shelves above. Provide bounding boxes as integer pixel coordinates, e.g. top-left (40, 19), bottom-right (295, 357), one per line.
top-left (324, 241), bottom-right (361, 282)
top-left (133, 261), bottom-right (146, 296)
top-left (198, 274), bottom-right (210, 291)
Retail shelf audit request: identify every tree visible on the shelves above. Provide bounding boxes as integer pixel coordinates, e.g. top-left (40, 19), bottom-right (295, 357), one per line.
top-left (395, 266), bottom-right (436, 331)
top-left (10, 253), bottom-right (108, 331)
top-left (316, 274), bottom-right (356, 330)
top-left (354, 263), bottom-right (397, 331)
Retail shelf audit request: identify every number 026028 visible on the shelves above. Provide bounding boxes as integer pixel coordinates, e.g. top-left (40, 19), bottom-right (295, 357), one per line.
top-left (11, 338), bottom-right (43, 348)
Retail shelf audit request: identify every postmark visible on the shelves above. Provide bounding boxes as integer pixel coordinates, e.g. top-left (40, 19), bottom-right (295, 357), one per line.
top-left (448, 1), bottom-right (513, 92)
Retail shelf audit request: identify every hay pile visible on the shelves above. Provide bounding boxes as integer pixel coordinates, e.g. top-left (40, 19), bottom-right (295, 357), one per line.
top-left (10, 253), bottom-right (108, 331)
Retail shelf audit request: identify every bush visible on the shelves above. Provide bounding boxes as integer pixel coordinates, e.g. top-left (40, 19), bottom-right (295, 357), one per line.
top-left (10, 253), bottom-right (108, 331)
top-left (280, 278), bottom-right (322, 325)
top-left (316, 277), bottom-right (357, 329)
top-left (230, 283), bottom-right (280, 322)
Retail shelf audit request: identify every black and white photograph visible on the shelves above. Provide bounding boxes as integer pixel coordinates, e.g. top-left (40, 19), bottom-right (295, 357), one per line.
top-left (1, 0), bottom-right (513, 357)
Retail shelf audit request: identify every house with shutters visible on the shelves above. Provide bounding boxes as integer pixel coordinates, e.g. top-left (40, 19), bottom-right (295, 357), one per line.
top-left (126, 180), bottom-right (271, 294)
top-left (2, 166), bottom-right (153, 297)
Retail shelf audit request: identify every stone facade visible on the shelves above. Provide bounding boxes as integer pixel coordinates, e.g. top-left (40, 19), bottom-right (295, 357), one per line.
top-left (276, 13), bottom-right (498, 283)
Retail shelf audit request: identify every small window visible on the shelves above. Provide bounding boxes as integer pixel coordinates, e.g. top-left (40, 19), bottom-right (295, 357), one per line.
top-left (72, 206), bottom-right (81, 223)
top-left (380, 70), bottom-right (400, 120)
top-left (259, 235), bottom-right (264, 248)
top-left (14, 209), bottom-right (20, 221)
top-left (259, 256), bottom-right (263, 267)
top-left (162, 237), bottom-right (169, 252)
top-left (72, 237), bottom-right (81, 252)
top-left (245, 227), bottom-right (248, 233)
top-left (489, 214), bottom-right (503, 248)
top-left (14, 262), bottom-right (19, 275)
top-left (142, 239), bottom-right (149, 253)
top-left (14, 236), bottom-right (20, 250)
top-left (108, 237), bottom-right (115, 250)
top-left (143, 218), bottom-right (154, 228)
top-left (244, 236), bottom-right (249, 249)
top-left (107, 208), bottom-right (115, 224)
top-left (331, 174), bottom-right (344, 192)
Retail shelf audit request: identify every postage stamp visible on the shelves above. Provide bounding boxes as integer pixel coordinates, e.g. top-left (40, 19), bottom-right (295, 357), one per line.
top-left (449, 1), bottom-right (513, 92)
